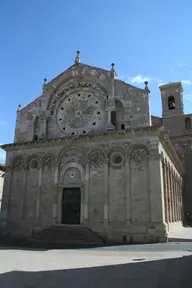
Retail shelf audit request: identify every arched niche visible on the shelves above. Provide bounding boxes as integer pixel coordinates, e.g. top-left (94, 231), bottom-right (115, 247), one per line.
top-left (58, 161), bottom-right (84, 187)
top-left (116, 100), bottom-right (124, 130)
top-left (57, 145), bottom-right (86, 166)
top-left (185, 117), bottom-right (191, 130)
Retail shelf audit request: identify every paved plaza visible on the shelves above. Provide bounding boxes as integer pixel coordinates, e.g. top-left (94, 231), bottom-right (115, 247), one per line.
top-left (0, 243), bottom-right (192, 287)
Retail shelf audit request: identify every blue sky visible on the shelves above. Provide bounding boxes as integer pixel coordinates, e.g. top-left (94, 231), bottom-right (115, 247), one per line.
top-left (0, 0), bottom-right (192, 163)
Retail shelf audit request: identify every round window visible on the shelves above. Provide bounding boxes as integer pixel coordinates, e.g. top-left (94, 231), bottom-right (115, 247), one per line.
top-left (29, 159), bottom-right (39, 170)
top-left (111, 153), bottom-right (123, 165)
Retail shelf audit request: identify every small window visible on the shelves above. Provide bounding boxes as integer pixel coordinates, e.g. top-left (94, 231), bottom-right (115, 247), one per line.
top-left (185, 117), bottom-right (191, 130)
top-left (121, 124), bottom-right (125, 130)
top-left (168, 96), bottom-right (175, 110)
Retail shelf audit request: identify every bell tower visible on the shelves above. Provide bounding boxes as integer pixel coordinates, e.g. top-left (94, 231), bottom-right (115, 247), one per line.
top-left (159, 82), bottom-right (184, 118)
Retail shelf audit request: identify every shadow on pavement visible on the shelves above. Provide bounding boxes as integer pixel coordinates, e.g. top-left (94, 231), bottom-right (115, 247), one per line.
top-left (0, 255), bottom-right (192, 288)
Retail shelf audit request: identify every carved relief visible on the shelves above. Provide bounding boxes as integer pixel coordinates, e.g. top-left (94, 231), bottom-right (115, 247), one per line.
top-left (65, 167), bottom-right (81, 183)
top-left (59, 166), bottom-right (82, 186)
top-left (11, 155), bottom-right (26, 172)
top-left (87, 149), bottom-right (106, 168)
top-left (131, 144), bottom-right (149, 165)
top-left (107, 146), bottom-right (126, 168)
top-left (58, 145), bottom-right (86, 166)
top-left (42, 153), bottom-right (56, 170)
top-left (49, 79), bottom-right (107, 115)
top-left (29, 158), bottom-right (39, 170)
top-left (27, 154), bottom-right (41, 170)
top-left (56, 88), bottom-right (105, 135)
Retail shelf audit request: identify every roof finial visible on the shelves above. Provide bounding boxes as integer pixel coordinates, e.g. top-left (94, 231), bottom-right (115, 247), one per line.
top-left (16, 104), bottom-right (21, 113)
top-left (75, 50), bottom-right (80, 64)
top-left (42, 78), bottom-right (47, 93)
top-left (144, 81), bottom-right (150, 93)
top-left (111, 63), bottom-right (117, 79)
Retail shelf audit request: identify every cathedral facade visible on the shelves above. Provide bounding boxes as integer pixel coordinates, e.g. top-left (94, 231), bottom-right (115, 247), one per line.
top-left (0, 52), bottom-right (185, 244)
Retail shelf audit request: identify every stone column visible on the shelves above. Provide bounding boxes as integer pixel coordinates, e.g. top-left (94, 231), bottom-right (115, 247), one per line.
top-left (104, 159), bottom-right (109, 228)
top-left (84, 163), bottom-right (90, 221)
top-left (179, 179), bottom-right (182, 221)
top-left (162, 161), bottom-right (168, 223)
top-left (148, 154), bottom-right (165, 223)
top-left (176, 177), bottom-right (180, 221)
top-left (167, 165), bottom-right (171, 223)
top-left (174, 177), bottom-right (177, 222)
top-left (171, 172), bottom-right (175, 222)
top-left (170, 169), bottom-right (175, 222)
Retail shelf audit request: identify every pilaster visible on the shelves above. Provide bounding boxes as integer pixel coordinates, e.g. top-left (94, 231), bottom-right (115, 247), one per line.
top-left (36, 167), bottom-right (43, 219)
top-left (104, 158), bottom-right (109, 228)
top-left (125, 159), bottom-right (131, 225)
top-left (84, 163), bottom-right (89, 221)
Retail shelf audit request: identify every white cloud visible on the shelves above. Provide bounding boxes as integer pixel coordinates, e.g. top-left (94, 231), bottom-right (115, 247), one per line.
top-left (169, 67), bottom-right (174, 73)
top-left (178, 62), bottom-right (185, 67)
top-left (130, 75), bottom-right (155, 84)
top-left (184, 93), bottom-right (192, 100)
top-left (182, 79), bottom-right (192, 85)
top-left (0, 121), bottom-right (8, 126)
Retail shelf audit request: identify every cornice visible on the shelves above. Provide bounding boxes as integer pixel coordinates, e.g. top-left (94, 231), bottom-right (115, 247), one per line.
top-left (1, 126), bottom-right (159, 151)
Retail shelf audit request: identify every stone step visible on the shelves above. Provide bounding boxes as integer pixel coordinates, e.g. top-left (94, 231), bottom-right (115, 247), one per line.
top-left (31, 225), bottom-right (105, 248)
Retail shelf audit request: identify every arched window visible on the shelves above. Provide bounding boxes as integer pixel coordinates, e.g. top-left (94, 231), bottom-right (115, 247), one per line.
top-left (185, 117), bottom-right (191, 130)
top-left (168, 96), bottom-right (175, 110)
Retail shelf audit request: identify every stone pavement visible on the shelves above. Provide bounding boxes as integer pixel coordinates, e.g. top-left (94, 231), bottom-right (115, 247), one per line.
top-left (0, 243), bottom-right (192, 287)
top-left (168, 227), bottom-right (192, 242)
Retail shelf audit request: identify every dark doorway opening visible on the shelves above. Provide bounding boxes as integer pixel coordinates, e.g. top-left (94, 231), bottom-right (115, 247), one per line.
top-left (62, 187), bottom-right (81, 225)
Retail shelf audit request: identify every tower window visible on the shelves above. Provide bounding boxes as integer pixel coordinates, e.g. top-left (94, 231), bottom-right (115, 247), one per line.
top-left (185, 117), bottom-right (191, 130)
top-left (168, 96), bottom-right (175, 110)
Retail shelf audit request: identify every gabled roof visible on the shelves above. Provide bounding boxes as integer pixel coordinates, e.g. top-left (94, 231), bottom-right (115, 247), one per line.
top-left (46, 62), bottom-right (111, 87)
top-left (19, 62), bottom-right (145, 113)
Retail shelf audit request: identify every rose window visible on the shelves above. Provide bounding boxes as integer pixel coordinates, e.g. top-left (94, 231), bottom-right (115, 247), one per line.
top-left (57, 90), bottom-right (104, 135)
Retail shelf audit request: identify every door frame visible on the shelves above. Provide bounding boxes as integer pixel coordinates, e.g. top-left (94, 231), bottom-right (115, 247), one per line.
top-left (57, 184), bottom-right (84, 225)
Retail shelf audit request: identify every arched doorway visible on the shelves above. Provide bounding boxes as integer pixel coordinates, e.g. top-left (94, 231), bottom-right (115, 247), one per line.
top-left (58, 162), bottom-right (84, 225)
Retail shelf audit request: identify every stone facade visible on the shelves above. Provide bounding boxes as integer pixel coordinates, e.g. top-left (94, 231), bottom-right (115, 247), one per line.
top-left (0, 129), bottom-right (184, 243)
top-left (0, 54), bottom-right (185, 243)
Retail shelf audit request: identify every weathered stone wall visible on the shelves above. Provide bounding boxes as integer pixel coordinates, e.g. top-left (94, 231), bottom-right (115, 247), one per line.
top-left (1, 129), bottom-right (183, 243)
top-left (14, 63), bottom-right (151, 143)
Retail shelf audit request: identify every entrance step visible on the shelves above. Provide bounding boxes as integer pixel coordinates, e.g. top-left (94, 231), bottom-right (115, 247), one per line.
top-left (30, 225), bottom-right (105, 248)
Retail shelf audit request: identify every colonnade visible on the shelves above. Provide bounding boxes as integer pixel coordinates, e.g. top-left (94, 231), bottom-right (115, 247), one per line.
top-left (162, 160), bottom-right (182, 223)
